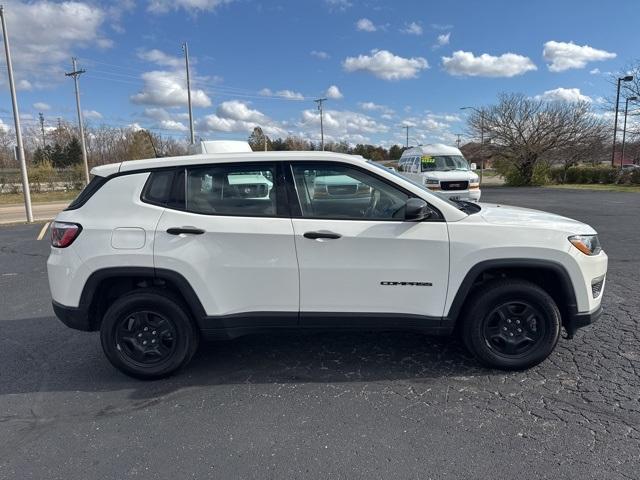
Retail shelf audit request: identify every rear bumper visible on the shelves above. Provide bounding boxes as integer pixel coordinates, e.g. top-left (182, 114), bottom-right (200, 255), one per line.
top-left (52, 301), bottom-right (92, 331)
top-left (565, 305), bottom-right (602, 338)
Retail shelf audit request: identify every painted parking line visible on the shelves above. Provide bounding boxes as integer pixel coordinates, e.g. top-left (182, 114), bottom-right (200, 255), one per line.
top-left (37, 221), bottom-right (50, 241)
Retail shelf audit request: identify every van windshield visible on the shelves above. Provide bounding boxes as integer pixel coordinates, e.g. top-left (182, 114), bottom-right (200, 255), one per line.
top-left (421, 155), bottom-right (469, 172)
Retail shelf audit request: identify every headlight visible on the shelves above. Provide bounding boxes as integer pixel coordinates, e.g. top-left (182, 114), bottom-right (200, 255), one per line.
top-left (469, 182), bottom-right (480, 188)
top-left (425, 178), bottom-right (439, 185)
top-left (568, 235), bottom-right (602, 256)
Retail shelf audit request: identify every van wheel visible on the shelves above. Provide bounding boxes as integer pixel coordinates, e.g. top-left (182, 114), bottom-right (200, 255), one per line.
top-left (100, 291), bottom-right (199, 380)
top-left (461, 279), bottom-right (561, 370)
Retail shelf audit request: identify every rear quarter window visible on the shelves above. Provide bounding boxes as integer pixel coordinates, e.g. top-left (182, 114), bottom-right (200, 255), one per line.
top-left (65, 175), bottom-right (108, 211)
top-left (141, 170), bottom-right (175, 206)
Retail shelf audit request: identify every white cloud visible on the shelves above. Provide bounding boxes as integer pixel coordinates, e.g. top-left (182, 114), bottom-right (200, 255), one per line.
top-left (142, 107), bottom-right (189, 131)
top-left (143, 107), bottom-right (187, 121)
top-left (298, 109), bottom-right (388, 143)
top-left (325, 85), bottom-right (343, 99)
top-left (343, 49), bottom-right (429, 81)
top-left (138, 49), bottom-right (183, 68)
top-left (324, 0), bottom-right (352, 11)
top-left (431, 23), bottom-right (453, 30)
top-left (401, 22), bottom-right (423, 35)
top-left (0, 119), bottom-right (9, 133)
top-left (158, 120), bottom-right (188, 131)
top-left (356, 18), bottom-right (377, 32)
top-left (131, 71), bottom-right (211, 108)
top-left (442, 50), bottom-right (537, 77)
top-left (97, 38), bottom-right (114, 49)
top-left (147, 0), bottom-right (234, 13)
top-left (358, 102), bottom-right (394, 115)
top-left (534, 87), bottom-right (592, 103)
top-left (17, 80), bottom-right (33, 91)
top-left (543, 41), bottom-right (616, 72)
top-left (197, 100), bottom-right (286, 137)
top-left (1, 1), bottom-right (107, 89)
top-left (434, 32), bottom-right (450, 48)
top-left (33, 102), bottom-right (50, 111)
top-left (311, 50), bottom-right (330, 60)
top-left (259, 88), bottom-right (305, 100)
top-left (83, 110), bottom-right (103, 120)
top-left (590, 68), bottom-right (601, 75)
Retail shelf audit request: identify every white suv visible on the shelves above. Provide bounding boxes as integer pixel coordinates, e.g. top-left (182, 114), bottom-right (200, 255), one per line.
top-left (47, 143), bottom-right (607, 379)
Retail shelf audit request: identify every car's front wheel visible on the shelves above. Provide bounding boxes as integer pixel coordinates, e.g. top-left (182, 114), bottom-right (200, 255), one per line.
top-left (461, 279), bottom-right (561, 370)
top-left (100, 291), bottom-right (199, 379)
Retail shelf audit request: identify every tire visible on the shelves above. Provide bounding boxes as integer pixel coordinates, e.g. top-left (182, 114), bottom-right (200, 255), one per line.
top-left (100, 290), bottom-right (199, 380)
top-left (461, 279), bottom-right (561, 370)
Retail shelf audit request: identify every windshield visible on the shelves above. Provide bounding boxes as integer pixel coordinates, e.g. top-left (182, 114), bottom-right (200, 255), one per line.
top-left (367, 160), bottom-right (473, 212)
top-left (420, 155), bottom-right (470, 172)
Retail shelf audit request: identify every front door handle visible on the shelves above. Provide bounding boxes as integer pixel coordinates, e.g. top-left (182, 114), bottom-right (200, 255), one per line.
top-left (303, 230), bottom-right (342, 240)
top-left (166, 227), bottom-right (205, 235)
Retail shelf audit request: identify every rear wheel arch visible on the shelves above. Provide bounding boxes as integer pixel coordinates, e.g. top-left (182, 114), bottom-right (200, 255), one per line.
top-left (80, 267), bottom-right (206, 331)
top-left (447, 259), bottom-right (577, 325)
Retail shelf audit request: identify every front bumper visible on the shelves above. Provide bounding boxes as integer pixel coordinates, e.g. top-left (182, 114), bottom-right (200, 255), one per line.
top-left (430, 188), bottom-right (481, 202)
top-left (564, 305), bottom-right (602, 339)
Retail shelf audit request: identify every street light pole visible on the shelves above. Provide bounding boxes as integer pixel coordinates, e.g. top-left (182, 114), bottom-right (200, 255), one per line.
top-left (611, 75), bottom-right (634, 167)
top-left (621, 96), bottom-right (638, 167)
top-left (182, 42), bottom-right (195, 145)
top-left (0, 5), bottom-right (32, 222)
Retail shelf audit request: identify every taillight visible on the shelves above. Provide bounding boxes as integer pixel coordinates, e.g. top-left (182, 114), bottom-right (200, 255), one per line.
top-left (51, 222), bottom-right (82, 248)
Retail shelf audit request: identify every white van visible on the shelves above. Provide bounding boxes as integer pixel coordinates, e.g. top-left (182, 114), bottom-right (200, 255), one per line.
top-left (398, 144), bottom-right (480, 202)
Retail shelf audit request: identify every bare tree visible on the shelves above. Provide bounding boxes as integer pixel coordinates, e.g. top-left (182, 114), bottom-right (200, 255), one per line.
top-left (467, 93), bottom-right (606, 184)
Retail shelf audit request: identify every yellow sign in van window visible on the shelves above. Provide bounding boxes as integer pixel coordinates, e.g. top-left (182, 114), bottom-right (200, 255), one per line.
top-left (421, 155), bottom-right (435, 165)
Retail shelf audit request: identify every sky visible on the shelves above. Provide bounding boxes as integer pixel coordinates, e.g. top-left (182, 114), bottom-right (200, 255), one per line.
top-left (0, 0), bottom-right (638, 148)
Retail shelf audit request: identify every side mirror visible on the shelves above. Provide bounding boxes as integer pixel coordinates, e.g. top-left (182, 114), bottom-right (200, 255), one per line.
top-left (404, 198), bottom-right (431, 221)
top-left (470, 163), bottom-right (477, 170)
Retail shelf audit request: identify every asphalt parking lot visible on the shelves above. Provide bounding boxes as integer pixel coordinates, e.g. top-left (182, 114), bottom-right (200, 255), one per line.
top-left (1, 187), bottom-right (638, 480)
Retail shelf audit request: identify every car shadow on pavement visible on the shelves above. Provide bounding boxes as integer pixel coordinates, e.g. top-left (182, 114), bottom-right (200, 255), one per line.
top-left (0, 316), bottom-right (488, 400)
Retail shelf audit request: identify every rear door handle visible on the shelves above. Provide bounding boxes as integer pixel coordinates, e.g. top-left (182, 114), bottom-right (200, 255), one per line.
top-left (303, 230), bottom-right (342, 240)
top-left (166, 227), bottom-right (205, 235)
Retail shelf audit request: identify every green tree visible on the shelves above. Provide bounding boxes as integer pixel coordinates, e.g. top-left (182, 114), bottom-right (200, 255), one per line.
top-left (50, 142), bottom-right (66, 168)
top-left (126, 130), bottom-right (156, 160)
top-left (248, 127), bottom-right (271, 151)
top-left (389, 144), bottom-right (404, 160)
top-left (64, 137), bottom-right (83, 167)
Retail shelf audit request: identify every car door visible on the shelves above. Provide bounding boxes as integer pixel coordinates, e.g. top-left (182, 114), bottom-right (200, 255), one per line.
top-left (153, 162), bottom-right (299, 327)
top-left (288, 161), bottom-right (450, 328)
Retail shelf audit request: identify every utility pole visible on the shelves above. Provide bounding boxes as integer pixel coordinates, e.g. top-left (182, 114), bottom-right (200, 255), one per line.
top-left (455, 133), bottom-right (462, 148)
top-left (0, 5), bottom-right (32, 222)
top-left (401, 125), bottom-right (410, 148)
top-left (39, 112), bottom-right (46, 146)
top-left (314, 98), bottom-right (327, 150)
top-left (182, 42), bottom-right (195, 145)
top-left (65, 57), bottom-right (90, 184)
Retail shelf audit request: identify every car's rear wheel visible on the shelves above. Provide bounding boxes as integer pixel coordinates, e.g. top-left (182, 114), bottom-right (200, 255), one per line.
top-left (461, 279), bottom-right (561, 370)
top-left (100, 291), bottom-right (199, 379)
